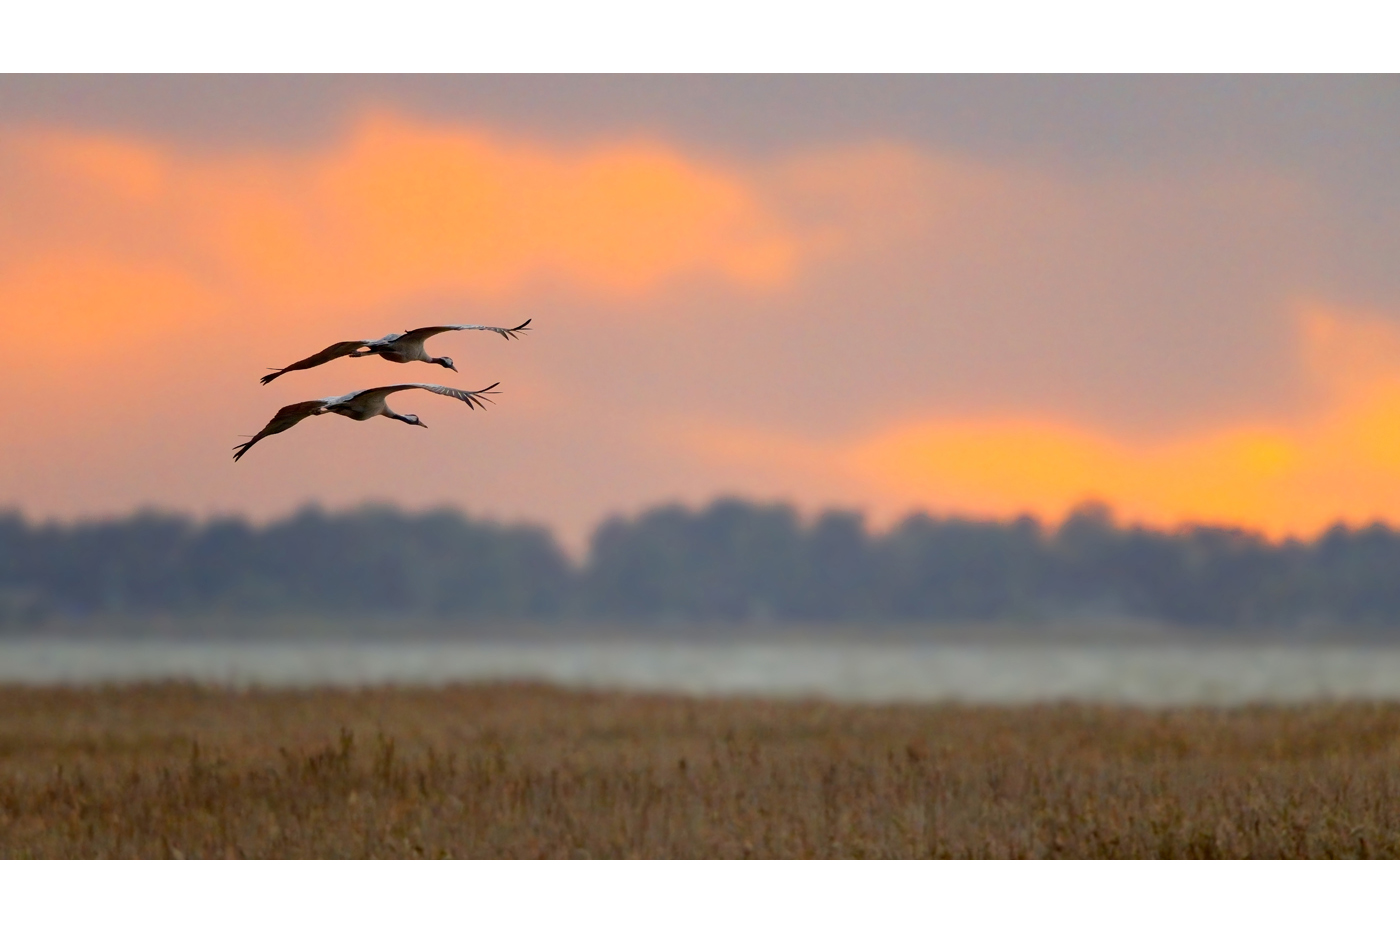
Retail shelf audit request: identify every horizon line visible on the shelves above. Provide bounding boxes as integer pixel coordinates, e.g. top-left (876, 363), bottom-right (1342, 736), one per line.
top-left (2, 496), bottom-right (1393, 544)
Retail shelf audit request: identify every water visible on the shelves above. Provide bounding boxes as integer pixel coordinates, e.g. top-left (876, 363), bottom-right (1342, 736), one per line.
top-left (5, 636), bottom-right (1400, 705)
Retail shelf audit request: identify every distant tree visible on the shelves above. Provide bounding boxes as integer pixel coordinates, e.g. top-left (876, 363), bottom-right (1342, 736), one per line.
top-left (1304, 522), bottom-right (1400, 625)
top-left (792, 510), bottom-right (874, 620)
top-left (874, 512), bottom-right (1047, 620)
top-left (582, 499), bottom-right (803, 620)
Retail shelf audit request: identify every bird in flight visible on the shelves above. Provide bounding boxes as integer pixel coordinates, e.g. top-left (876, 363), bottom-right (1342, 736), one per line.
top-left (260, 320), bottom-right (531, 385)
top-left (233, 383), bottom-right (498, 461)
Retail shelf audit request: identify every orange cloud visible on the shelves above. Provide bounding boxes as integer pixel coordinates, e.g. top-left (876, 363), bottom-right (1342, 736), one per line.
top-left (8, 113), bottom-right (799, 315)
top-left (681, 305), bottom-right (1400, 537)
top-left (0, 254), bottom-right (216, 363)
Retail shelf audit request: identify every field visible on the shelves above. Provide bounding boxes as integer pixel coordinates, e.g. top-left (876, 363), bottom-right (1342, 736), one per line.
top-left (1, 684), bottom-right (1398, 857)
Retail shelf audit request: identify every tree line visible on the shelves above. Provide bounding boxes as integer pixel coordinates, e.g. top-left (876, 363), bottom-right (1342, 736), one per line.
top-left (1, 499), bottom-right (1399, 628)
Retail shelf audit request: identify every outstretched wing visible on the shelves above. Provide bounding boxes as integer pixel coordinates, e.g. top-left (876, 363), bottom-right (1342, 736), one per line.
top-left (232, 399), bottom-right (329, 461)
top-left (345, 382), bottom-right (501, 412)
top-left (260, 340), bottom-right (372, 385)
top-left (399, 320), bottom-right (532, 347)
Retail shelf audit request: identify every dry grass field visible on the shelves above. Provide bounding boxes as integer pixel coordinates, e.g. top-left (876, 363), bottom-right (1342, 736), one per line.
top-left (0, 683), bottom-right (1398, 857)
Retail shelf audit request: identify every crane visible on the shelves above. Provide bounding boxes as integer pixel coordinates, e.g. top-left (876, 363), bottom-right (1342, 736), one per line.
top-left (233, 383), bottom-right (499, 461)
top-left (260, 320), bottom-right (530, 385)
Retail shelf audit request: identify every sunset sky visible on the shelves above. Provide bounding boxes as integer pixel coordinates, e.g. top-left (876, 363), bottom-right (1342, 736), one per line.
top-left (4, 75), bottom-right (1400, 548)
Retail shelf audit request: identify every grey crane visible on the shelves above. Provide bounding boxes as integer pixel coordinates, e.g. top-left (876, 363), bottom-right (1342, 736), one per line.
top-left (233, 382), bottom-right (498, 461)
top-left (260, 319), bottom-right (530, 385)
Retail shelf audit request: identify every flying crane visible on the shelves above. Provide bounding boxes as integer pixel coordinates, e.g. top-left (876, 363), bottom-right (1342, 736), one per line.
top-left (260, 320), bottom-right (530, 385)
top-left (233, 383), bottom-right (498, 461)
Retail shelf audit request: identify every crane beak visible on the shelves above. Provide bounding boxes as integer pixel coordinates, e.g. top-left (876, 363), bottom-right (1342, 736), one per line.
top-left (416, 420), bottom-right (429, 428)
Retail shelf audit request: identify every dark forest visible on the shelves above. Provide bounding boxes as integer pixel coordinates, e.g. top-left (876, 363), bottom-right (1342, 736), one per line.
top-left (2, 499), bottom-right (1399, 629)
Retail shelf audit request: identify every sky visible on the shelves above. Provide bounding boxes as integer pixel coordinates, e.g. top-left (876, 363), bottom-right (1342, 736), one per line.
top-left (4, 75), bottom-right (1400, 548)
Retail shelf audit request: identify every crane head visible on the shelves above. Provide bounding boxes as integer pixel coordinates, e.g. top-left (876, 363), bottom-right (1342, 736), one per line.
top-left (435, 356), bottom-right (458, 372)
top-left (404, 414), bottom-right (428, 428)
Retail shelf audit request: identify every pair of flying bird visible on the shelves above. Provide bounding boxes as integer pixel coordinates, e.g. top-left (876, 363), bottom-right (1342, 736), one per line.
top-left (233, 321), bottom-right (530, 461)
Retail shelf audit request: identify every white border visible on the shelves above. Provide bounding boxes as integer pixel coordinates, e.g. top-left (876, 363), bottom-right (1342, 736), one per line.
top-left (4, 1), bottom-right (1398, 73)
top-left (0, 860), bottom-right (1393, 932)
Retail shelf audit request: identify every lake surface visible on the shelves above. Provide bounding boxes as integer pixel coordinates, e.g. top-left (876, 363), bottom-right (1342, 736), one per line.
top-left (6, 637), bottom-right (1400, 705)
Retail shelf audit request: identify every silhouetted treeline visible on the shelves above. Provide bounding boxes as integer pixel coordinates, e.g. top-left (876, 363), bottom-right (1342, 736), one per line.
top-left (0, 506), bottom-right (569, 624)
top-left (2, 499), bottom-right (1400, 629)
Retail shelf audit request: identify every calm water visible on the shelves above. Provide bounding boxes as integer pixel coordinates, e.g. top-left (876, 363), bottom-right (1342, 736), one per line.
top-left (5, 637), bottom-right (1400, 705)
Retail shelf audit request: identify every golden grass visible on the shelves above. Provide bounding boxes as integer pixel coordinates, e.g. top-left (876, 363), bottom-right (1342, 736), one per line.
top-left (0, 683), bottom-right (1398, 857)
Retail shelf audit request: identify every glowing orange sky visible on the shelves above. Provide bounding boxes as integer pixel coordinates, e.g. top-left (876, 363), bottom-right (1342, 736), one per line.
top-left (680, 307), bottom-right (1400, 536)
top-left (3, 99), bottom-right (1400, 545)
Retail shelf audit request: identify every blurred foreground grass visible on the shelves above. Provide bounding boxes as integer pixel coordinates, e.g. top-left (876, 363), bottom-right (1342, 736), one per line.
top-left (0, 684), bottom-right (1398, 857)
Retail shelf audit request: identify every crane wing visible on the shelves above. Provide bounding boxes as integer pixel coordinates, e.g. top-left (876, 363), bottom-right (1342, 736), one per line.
top-left (399, 320), bottom-right (531, 345)
top-left (232, 399), bottom-right (329, 461)
top-left (346, 382), bottom-right (501, 411)
top-left (260, 340), bottom-right (372, 385)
